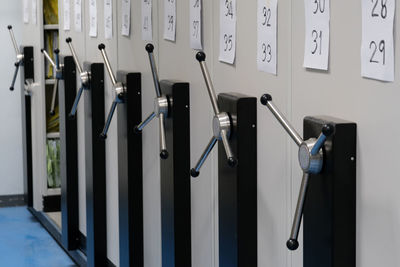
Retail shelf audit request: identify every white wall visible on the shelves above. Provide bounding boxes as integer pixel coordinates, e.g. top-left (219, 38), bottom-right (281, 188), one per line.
top-left (49, 0), bottom-right (400, 266)
top-left (0, 1), bottom-right (24, 196)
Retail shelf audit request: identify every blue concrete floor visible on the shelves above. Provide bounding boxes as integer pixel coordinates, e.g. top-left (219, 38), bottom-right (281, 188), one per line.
top-left (0, 207), bottom-right (76, 267)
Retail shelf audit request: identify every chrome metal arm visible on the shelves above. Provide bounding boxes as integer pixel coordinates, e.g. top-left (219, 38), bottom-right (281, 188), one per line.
top-left (98, 44), bottom-right (126, 140)
top-left (134, 44), bottom-right (169, 159)
top-left (7, 25), bottom-right (24, 91)
top-left (190, 52), bottom-right (237, 177)
top-left (41, 49), bottom-right (56, 69)
top-left (69, 87), bottom-right (84, 119)
top-left (66, 38), bottom-right (90, 119)
top-left (260, 94), bottom-right (303, 147)
top-left (197, 53), bottom-right (220, 115)
top-left (66, 38), bottom-right (83, 74)
top-left (41, 48), bottom-right (62, 115)
top-left (287, 172), bottom-right (309, 251)
top-left (146, 44), bottom-right (162, 98)
top-left (7, 25), bottom-right (22, 59)
top-left (9, 62), bottom-right (20, 91)
top-left (190, 137), bottom-right (218, 177)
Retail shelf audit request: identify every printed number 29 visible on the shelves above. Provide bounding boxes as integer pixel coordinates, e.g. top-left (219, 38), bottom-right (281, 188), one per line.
top-left (369, 40), bottom-right (386, 65)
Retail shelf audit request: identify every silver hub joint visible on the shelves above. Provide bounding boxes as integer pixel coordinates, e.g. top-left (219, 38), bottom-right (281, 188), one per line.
top-left (154, 96), bottom-right (169, 117)
top-left (213, 112), bottom-right (231, 140)
top-left (298, 138), bottom-right (323, 174)
top-left (114, 82), bottom-right (126, 98)
top-left (80, 71), bottom-right (91, 87)
top-left (17, 53), bottom-right (24, 62)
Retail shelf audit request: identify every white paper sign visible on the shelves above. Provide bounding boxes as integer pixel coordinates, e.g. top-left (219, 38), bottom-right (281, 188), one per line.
top-left (23, 0), bottom-right (29, 23)
top-left (142, 0), bottom-right (153, 41)
top-left (89, 0), bottom-right (98, 37)
top-left (303, 0), bottom-right (330, 70)
top-left (121, 0), bottom-right (131, 36)
top-left (63, 0), bottom-right (71, 30)
top-left (163, 0), bottom-right (176, 41)
top-left (104, 0), bottom-right (113, 39)
top-left (74, 0), bottom-right (82, 32)
top-left (219, 0), bottom-right (236, 64)
top-left (190, 0), bottom-right (202, 50)
top-left (361, 0), bottom-right (395, 82)
top-left (31, 0), bottom-right (37, 25)
top-left (257, 0), bottom-right (277, 74)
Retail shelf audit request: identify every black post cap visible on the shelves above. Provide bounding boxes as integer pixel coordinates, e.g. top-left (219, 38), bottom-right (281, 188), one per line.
top-left (98, 43), bottom-right (106, 50)
top-left (9, 86), bottom-right (14, 91)
top-left (260, 94), bottom-right (273, 105)
top-left (7, 25), bottom-right (12, 30)
top-left (145, 43), bottom-right (154, 53)
top-left (190, 169), bottom-right (200, 178)
top-left (286, 239), bottom-right (299, 251)
top-left (40, 48), bottom-right (45, 53)
top-left (54, 49), bottom-right (60, 54)
top-left (49, 110), bottom-right (55, 116)
top-left (196, 52), bottom-right (206, 62)
top-left (66, 37), bottom-right (72, 43)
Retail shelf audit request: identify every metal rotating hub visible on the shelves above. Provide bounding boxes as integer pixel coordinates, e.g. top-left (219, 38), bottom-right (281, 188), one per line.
top-left (298, 139), bottom-right (323, 174)
top-left (114, 82), bottom-right (126, 101)
top-left (213, 112), bottom-right (231, 140)
top-left (80, 71), bottom-right (91, 88)
top-left (154, 96), bottom-right (169, 118)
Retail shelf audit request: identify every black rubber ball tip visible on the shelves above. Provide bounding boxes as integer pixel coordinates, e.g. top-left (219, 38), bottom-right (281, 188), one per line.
top-left (68, 113), bottom-right (76, 120)
top-left (49, 110), bottom-right (55, 116)
top-left (322, 124), bottom-right (334, 137)
top-left (160, 150), bottom-right (169, 160)
top-left (9, 87), bottom-right (14, 91)
top-left (14, 62), bottom-right (19, 67)
top-left (41, 48), bottom-right (45, 53)
top-left (145, 43), bottom-right (154, 53)
top-left (54, 49), bottom-right (60, 54)
top-left (98, 43), bottom-right (106, 50)
top-left (286, 239), bottom-right (299, 251)
top-left (228, 157), bottom-right (238, 167)
top-left (196, 52), bottom-right (206, 62)
top-left (260, 94), bottom-right (272, 105)
top-left (7, 25), bottom-right (12, 30)
top-left (133, 126), bottom-right (141, 134)
top-left (99, 133), bottom-right (107, 140)
top-left (66, 37), bottom-right (72, 43)
top-left (190, 169), bottom-right (200, 178)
